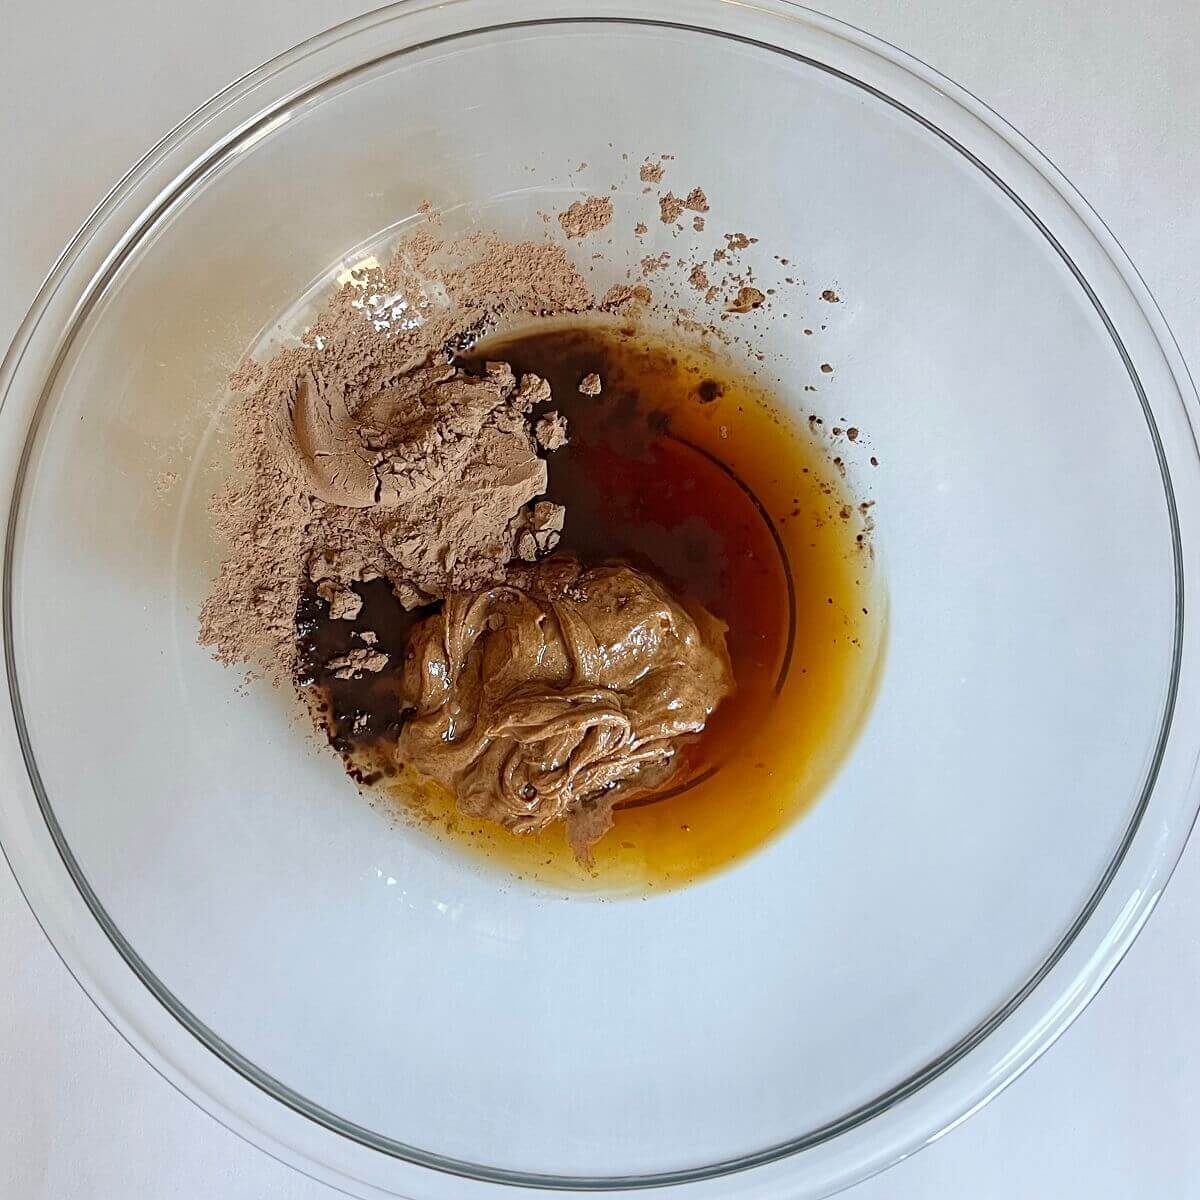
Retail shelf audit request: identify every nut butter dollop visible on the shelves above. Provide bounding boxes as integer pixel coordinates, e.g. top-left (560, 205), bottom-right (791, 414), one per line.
top-left (399, 558), bottom-right (734, 859)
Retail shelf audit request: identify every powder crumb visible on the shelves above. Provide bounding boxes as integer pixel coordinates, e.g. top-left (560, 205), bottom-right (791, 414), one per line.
top-left (327, 649), bottom-right (389, 679)
top-left (417, 199), bottom-right (433, 216)
top-left (317, 580), bottom-right (363, 621)
top-left (641, 251), bottom-right (672, 275)
top-left (558, 196), bottom-right (614, 240)
top-left (513, 500), bottom-right (566, 561)
top-left (724, 233), bottom-right (754, 251)
top-left (576, 160), bottom-right (588, 171)
top-left (535, 411), bottom-right (570, 450)
top-left (395, 581), bottom-right (431, 611)
top-left (658, 192), bottom-right (686, 225)
top-left (820, 362), bottom-right (833, 373)
top-left (578, 373), bottom-right (603, 396)
top-left (356, 630), bottom-right (379, 645)
top-left (684, 187), bottom-right (709, 213)
top-left (600, 283), bottom-right (652, 311)
top-left (847, 427), bottom-right (859, 441)
top-left (634, 222), bottom-right (648, 237)
top-left (712, 248), bottom-right (727, 263)
top-left (704, 285), bottom-right (721, 303)
top-left (154, 470), bottom-right (178, 497)
top-left (693, 216), bottom-right (706, 232)
top-left (228, 359), bottom-right (263, 392)
top-left (821, 289), bottom-right (841, 303)
top-left (639, 160), bottom-right (665, 183)
top-left (724, 286), bottom-right (766, 314)
top-left (688, 264), bottom-right (710, 291)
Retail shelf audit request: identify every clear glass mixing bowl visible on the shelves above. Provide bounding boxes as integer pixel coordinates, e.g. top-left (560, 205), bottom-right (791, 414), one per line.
top-left (2, 2), bottom-right (1198, 1198)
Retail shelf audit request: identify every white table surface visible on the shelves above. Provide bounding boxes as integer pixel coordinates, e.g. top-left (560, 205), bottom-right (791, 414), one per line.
top-left (2, 2), bottom-right (1198, 1196)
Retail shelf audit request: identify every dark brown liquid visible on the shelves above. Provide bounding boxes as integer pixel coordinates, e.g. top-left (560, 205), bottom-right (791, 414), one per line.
top-left (299, 316), bottom-right (883, 893)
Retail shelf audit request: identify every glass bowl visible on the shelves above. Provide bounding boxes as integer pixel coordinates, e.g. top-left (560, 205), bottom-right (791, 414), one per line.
top-left (1, 2), bottom-right (1198, 1198)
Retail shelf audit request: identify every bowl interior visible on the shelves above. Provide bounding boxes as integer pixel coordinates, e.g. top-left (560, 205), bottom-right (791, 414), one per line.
top-left (7, 17), bottom-right (1176, 1180)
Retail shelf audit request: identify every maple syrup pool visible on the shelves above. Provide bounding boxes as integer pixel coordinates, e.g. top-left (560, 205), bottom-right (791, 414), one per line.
top-left (297, 316), bottom-right (885, 893)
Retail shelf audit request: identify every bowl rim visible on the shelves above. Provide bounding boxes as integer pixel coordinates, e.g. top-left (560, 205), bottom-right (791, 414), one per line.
top-left (2, 2), bottom-right (1199, 1197)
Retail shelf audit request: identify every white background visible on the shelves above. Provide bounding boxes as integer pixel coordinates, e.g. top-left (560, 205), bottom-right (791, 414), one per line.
top-left (2, 1), bottom-right (1198, 1196)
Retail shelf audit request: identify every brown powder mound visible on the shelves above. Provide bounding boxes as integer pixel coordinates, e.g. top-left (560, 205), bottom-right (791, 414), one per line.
top-left (398, 558), bottom-right (734, 861)
top-left (558, 196), bottom-right (614, 240)
top-left (199, 229), bottom-right (593, 680)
